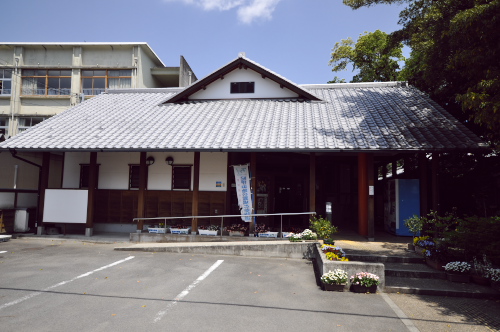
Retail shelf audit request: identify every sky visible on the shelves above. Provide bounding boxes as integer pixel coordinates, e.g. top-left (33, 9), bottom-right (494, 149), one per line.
top-left (3, 0), bottom-right (408, 84)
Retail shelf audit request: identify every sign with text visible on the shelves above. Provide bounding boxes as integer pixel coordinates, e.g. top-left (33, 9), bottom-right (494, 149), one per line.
top-left (233, 165), bottom-right (252, 222)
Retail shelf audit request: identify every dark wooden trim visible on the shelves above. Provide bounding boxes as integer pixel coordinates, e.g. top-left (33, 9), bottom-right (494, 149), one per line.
top-left (419, 153), bottom-right (429, 216)
top-left (191, 152), bottom-right (200, 232)
top-left (250, 152), bottom-right (257, 233)
top-left (358, 153), bottom-right (368, 236)
top-left (86, 152), bottom-right (97, 228)
top-left (39, 152), bottom-right (50, 223)
top-left (309, 153), bottom-right (316, 212)
top-left (137, 152), bottom-right (147, 230)
top-left (431, 153), bottom-right (440, 213)
top-left (367, 154), bottom-right (374, 240)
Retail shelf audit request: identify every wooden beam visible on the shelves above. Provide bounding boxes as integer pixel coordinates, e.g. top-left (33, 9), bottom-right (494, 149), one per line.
top-left (250, 152), bottom-right (257, 234)
top-left (309, 153), bottom-right (316, 212)
top-left (38, 152), bottom-right (51, 225)
top-left (358, 153), bottom-right (369, 236)
top-left (137, 152), bottom-right (147, 231)
top-left (419, 153), bottom-right (429, 216)
top-left (367, 154), bottom-right (375, 240)
top-left (191, 152), bottom-right (200, 233)
top-left (86, 152), bottom-right (97, 233)
top-left (431, 153), bottom-right (440, 213)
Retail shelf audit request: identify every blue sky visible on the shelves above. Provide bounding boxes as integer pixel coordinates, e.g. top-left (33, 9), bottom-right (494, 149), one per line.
top-left (4, 0), bottom-right (407, 84)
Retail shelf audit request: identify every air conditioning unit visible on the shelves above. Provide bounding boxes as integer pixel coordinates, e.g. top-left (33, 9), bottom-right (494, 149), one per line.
top-left (14, 209), bottom-right (29, 232)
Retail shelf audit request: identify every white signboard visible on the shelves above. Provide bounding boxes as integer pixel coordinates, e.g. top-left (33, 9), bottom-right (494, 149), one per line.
top-left (43, 189), bottom-right (88, 224)
top-left (233, 165), bottom-right (252, 222)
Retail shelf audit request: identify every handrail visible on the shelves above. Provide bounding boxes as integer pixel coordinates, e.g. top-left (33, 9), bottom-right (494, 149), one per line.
top-left (133, 211), bottom-right (316, 239)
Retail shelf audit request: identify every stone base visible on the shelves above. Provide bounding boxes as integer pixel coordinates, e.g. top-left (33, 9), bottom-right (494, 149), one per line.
top-left (85, 228), bottom-right (93, 237)
top-left (37, 226), bottom-right (45, 235)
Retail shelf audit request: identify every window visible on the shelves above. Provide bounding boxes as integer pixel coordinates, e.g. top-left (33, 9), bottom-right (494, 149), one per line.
top-left (0, 69), bottom-right (12, 95)
top-left (21, 70), bottom-right (71, 95)
top-left (0, 118), bottom-right (8, 138)
top-left (79, 164), bottom-right (100, 189)
top-left (172, 165), bottom-right (192, 190)
top-left (18, 117), bottom-right (46, 133)
top-left (82, 70), bottom-right (132, 96)
top-left (230, 82), bottom-right (255, 94)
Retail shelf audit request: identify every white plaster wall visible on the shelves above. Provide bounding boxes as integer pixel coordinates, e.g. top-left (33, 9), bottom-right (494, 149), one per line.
top-left (200, 152), bottom-right (227, 191)
top-left (147, 152), bottom-right (194, 190)
top-left (62, 152), bottom-right (90, 188)
top-left (82, 47), bottom-right (132, 67)
top-left (97, 152), bottom-right (139, 189)
top-left (23, 48), bottom-right (73, 66)
top-left (189, 69), bottom-right (298, 100)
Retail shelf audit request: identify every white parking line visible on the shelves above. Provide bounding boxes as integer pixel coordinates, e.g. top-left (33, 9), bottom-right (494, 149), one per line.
top-left (154, 259), bottom-right (224, 323)
top-left (381, 293), bottom-right (420, 332)
top-left (0, 256), bottom-right (135, 311)
top-left (0, 251), bottom-right (7, 254)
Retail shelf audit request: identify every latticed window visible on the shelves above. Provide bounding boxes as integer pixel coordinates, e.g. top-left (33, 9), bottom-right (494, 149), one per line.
top-left (0, 69), bottom-right (12, 95)
top-left (18, 117), bottom-right (46, 133)
top-left (21, 70), bottom-right (71, 95)
top-left (82, 69), bottom-right (132, 95)
top-left (172, 165), bottom-right (191, 190)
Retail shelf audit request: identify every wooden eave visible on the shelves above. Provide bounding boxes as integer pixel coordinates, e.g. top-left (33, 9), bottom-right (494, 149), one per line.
top-left (163, 57), bottom-right (321, 103)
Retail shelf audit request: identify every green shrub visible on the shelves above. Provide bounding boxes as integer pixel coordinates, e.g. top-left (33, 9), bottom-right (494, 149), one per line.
top-left (309, 215), bottom-right (338, 240)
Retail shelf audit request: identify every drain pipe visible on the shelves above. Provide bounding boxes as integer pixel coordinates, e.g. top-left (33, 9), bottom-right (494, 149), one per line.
top-left (9, 149), bottom-right (43, 229)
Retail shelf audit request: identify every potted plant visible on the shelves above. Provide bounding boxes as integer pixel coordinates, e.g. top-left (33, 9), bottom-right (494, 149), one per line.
top-left (471, 255), bottom-right (492, 286)
top-left (256, 224), bottom-right (278, 238)
top-left (488, 268), bottom-right (500, 291)
top-left (321, 245), bottom-right (349, 261)
top-left (287, 232), bottom-right (303, 242)
top-left (404, 214), bottom-right (423, 251)
top-left (281, 227), bottom-right (302, 239)
top-left (198, 225), bottom-right (220, 236)
top-left (349, 272), bottom-right (380, 293)
top-left (414, 236), bottom-right (435, 257)
top-left (443, 261), bottom-right (472, 283)
top-left (226, 224), bottom-right (248, 236)
top-left (320, 269), bottom-right (348, 291)
top-left (309, 215), bottom-right (338, 244)
top-left (300, 229), bottom-right (318, 241)
top-left (170, 224), bottom-right (191, 234)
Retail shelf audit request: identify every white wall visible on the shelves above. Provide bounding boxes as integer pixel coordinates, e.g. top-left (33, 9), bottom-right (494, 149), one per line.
top-left (189, 69), bottom-right (299, 100)
top-left (200, 152), bottom-right (227, 191)
top-left (62, 151), bottom-right (228, 191)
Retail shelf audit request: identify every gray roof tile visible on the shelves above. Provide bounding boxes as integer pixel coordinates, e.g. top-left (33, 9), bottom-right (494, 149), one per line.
top-left (0, 84), bottom-right (486, 152)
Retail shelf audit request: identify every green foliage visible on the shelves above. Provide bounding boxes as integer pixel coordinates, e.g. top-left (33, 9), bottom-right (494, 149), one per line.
top-left (329, 29), bottom-right (405, 82)
top-left (327, 76), bottom-right (347, 83)
top-left (404, 214), bottom-right (423, 237)
top-left (342, 0), bottom-right (500, 146)
top-left (309, 215), bottom-right (338, 239)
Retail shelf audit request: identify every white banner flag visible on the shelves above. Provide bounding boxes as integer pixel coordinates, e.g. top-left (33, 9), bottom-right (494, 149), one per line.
top-left (233, 165), bottom-right (252, 222)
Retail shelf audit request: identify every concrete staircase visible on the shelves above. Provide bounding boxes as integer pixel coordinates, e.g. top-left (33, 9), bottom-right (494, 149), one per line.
top-left (345, 252), bottom-right (500, 299)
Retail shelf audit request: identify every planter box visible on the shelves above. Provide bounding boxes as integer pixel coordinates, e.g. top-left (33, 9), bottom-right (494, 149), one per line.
top-left (323, 283), bottom-right (346, 292)
top-left (170, 228), bottom-right (191, 234)
top-left (471, 275), bottom-right (490, 286)
top-left (351, 284), bottom-right (377, 293)
top-left (281, 232), bottom-right (292, 238)
top-left (198, 229), bottom-right (219, 236)
top-left (258, 232), bottom-right (278, 238)
top-left (228, 230), bottom-right (245, 237)
top-left (148, 228), bottom-right (167, 234)
top-left (446, 273), bottom-right (470, 283)
top-left (425, 257), bottom-right (446, 271)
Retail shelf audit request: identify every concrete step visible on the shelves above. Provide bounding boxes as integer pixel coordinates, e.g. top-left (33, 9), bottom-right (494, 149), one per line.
top-left (345, 253), bottom-right (423, 264)
top-left (385, 276), bottom-right (500, 299)
top-left (384, 262), bottom-right (447, 279)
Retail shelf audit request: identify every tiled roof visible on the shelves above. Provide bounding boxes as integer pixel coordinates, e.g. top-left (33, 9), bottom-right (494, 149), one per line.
top-left (0, 84), bottom-right (485, 152)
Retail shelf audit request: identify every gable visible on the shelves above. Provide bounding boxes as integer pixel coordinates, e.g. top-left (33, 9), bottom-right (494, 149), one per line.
top-left (189, 68), bottom-right (299, 100)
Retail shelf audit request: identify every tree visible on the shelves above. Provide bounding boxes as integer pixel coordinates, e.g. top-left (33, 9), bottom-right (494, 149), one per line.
top-left (343, 0), bottom-right (500, 146)
top-left (329, 29), bottom-right (405, 82)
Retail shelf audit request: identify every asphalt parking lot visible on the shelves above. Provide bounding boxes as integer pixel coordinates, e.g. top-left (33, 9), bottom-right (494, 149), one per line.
top-left (0, 237), bottom-right (417, 332)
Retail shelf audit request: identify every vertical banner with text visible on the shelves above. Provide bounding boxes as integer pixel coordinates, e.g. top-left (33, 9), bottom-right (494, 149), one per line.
top-left (233, 165), bottom-right (252, 222)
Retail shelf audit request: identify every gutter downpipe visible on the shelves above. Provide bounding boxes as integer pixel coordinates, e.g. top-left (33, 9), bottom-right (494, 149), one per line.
top-left (9, 149), bottom-right (42, 230)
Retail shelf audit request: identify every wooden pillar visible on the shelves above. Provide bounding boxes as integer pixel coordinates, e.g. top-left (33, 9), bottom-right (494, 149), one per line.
top-left (37, 152), bottom-right (51, 235)
top-left (367, 154), bottom-right (375, 240)
top-left (309, 153), bottom-right (316, 213)
top-left (392, 160), bottom-right (398, 178)
top-left (191, 152), bottom-right (200, 233)
top-left (250, 152), bottom-right (257, 234)
top-left (85, 152), bottom-right (97, 236)
top-left (358, 153), bottom-right (369, 236)
top-left (137, 152), bottom-right (147, 232)
top-left (419, 153), bottom-right (429, 216)
top-left (431, 153), bottom-right (440, 213)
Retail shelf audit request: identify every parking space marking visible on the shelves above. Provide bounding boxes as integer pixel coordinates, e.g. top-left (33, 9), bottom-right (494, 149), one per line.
top-left (0, 256), bottom-right (135, 311)
top-left (0, 251), bottom-right (7, 253)
top-left (154, 259), bottom-right (224, 323)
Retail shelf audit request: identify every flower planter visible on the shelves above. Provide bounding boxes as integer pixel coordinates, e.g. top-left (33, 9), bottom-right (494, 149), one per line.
top-left (281, 232), bottom-right (292, 238)
top-left (198, 229), bottom-right (218, 236)
top-left (471, 275), bottom-right (490, 286)
top-left (415, 246), bottom-right (426, 257)
top-left (170, 228), bottom-right (191, 234)
top-left (228, 230), bottom-right (245, 237)
top-left (351, 284), bottom-right (377, 293)
top-left (258, 232), bottom-right (278, 238)
top-left (323, 283), bottom-right (346, 292)
top-left (446, 273), bottom-right (470, 283)
top-left (148, 228), bottom-right (167, 234)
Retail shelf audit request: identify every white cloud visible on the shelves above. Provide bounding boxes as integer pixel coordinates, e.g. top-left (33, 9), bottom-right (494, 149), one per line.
top-left (164, 0), bottom-right (282, 23)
